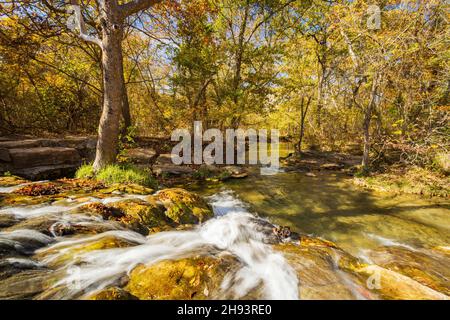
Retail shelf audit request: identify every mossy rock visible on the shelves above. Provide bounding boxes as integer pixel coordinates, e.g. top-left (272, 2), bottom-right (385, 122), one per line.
top-left (0, 175), bottom-right (29, 187)
top-left (156, 188), bottom-right (213, 224)
top-left (125, 255), bottom-right (238, 300)
top-left (86, 287), bottom-right (138, 300)
top-left (99, 183), bottom-right (154, 195)
top-left (0, 193), bottom-right (58, 207)
top-left (80, 202), bottom-right (125, 220)
top-left (109, 198), bottom-right (172, 234)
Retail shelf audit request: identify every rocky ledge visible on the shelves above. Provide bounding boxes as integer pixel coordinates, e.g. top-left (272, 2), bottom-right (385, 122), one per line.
top-left (0, 137), bottom-right (96, 180)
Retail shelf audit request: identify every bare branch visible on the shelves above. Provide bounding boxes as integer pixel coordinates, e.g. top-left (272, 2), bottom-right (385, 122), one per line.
top-left (339, 26), bottom-right (359, 70)
top-left (68, 0), bottom-right (102, 48)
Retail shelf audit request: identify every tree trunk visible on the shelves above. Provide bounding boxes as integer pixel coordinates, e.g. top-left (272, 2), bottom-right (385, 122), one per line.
top-left (297, 97), bottom-right (311, 153)
top-left (362, 112), bottom-right (371, 170)
top-left (122, 80), bottom-right (132, 129)
top-left (297, 116), bottom-right (305, 153)
top-left (361, 73), bottom-right (380, 171)
top-left (316, 70), bottom-right (323, 128)
top-left (93, 14), bottom-right (124, 171)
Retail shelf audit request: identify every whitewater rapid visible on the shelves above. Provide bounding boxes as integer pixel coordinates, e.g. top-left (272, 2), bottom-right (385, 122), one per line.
top-left (12, 190), bottom-right (299, 299)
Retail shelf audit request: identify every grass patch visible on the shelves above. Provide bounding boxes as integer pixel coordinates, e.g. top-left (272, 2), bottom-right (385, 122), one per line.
top-left (75, 164), bottom-right (157, 189)
top-left (75, 164), bottom-right (95, 179)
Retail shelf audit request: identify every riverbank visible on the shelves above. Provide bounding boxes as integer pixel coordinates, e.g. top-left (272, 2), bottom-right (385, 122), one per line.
top-left (354, 166), bottom-right (449, 198)
top-left (280, 150), bottom-right (449, 199)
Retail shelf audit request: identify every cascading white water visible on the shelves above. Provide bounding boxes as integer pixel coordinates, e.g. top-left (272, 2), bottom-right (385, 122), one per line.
top-left (0, 194), bottom-right (149, 219)
top-left (34, 190), bottom-right (299, 300)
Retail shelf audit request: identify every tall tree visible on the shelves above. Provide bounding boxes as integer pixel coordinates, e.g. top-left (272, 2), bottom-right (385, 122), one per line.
top-left (37, 0), bottom-right (163, 170)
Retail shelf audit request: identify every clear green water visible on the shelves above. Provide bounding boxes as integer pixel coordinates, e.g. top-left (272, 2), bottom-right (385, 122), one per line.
top-left (189, 168), bottom-right (450, 257)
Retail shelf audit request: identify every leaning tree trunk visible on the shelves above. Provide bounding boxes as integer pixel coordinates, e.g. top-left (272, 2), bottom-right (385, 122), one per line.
top-left (93, 21), bottom-right (124, 171)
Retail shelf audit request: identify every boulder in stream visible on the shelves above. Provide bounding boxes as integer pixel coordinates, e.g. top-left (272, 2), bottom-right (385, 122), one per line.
top-left (125, 255), bottom-right (239, 300)
top-left (156, 188), bottom-right (214, 224)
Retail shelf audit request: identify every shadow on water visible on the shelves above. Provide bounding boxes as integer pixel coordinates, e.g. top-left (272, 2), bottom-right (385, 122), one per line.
top-left (190, 171), bottom-right (450, 256)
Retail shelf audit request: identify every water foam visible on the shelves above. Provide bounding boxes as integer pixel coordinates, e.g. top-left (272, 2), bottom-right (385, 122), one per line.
top-left (40, 190), bottom-right (299, 299)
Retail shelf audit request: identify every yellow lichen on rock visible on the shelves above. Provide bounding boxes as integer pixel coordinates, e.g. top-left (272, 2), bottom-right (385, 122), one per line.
top-left (156, 188), bottom-right (213, 224)
top-left (125, 256), bottom-right (236, 300)
top-left (109, 198), bottom-right (172, 234)
top-left (99, 183), bottom-right (154, 195)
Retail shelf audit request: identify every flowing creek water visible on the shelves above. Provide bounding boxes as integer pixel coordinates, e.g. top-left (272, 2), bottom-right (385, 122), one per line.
top-left (0, 166), bottom-right (449, 299)
top-left (189, 171), bottom-right (450, 257)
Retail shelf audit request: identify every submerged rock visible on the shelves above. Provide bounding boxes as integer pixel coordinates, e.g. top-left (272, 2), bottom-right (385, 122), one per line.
top-left (125, 255), bottom-right (238, 300)
top-left (35, 235), bottom-right (138, 268)
top-left (0, 214), bottom-right (19, 229)
top-left (6, 214), bottom-right (117, 237)
top-left (0, 257), bottom-right (45, 281)
top-left (355, 265), bottom-right (448, 300)
top-left (157, 188), bottom-right (214, 224)
top-left (0, 269), bottom-right (55, 299)
top-left (274, 242), bottom-right (373, 300)
top-left (367, 246), bottom-right (450, 296)
top-left (5, 216), bottom-right (59, 236)
top-left (0, 229), bottom-right (54, 258)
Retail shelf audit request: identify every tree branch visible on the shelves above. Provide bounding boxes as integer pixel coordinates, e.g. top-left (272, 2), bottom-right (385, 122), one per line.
top-left (119, 0), bottom-right (164, 18)
top-left (68, 0), bottom-right (102, 48)
top-left (41, 0), bottom-right (67, 14)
